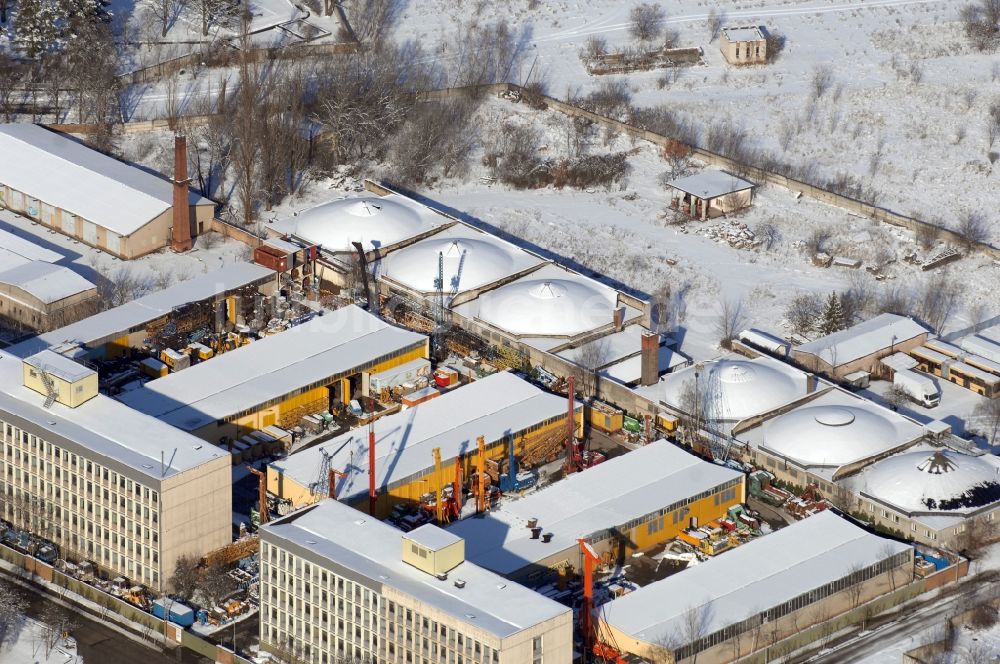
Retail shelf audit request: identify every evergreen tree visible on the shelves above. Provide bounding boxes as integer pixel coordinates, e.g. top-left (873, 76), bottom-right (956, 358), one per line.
top-left (14, 0), bottom-right (60, 58)
top-left (819, 292), bottom-right (848, 335)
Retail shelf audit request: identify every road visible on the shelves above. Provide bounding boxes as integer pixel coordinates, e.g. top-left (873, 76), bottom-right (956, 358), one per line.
top-left (20, 590), bottom-right (212, 664)
top-left (801, 578), bottom-right (1000, 663)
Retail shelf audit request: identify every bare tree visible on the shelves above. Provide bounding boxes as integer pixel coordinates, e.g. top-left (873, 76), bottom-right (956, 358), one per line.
top-left (580, 35), bottom-right (608, 62)
top-left (810, 65), bottom-right (834, 100)
top-left (188, 0), bottom-right (237, 36)
top-left (98, 264), bottom-right (156, 309)
top-left (785, 293), bottom-right (821, 338)
top-left (987, 101), bottom-right (1000, 148)
top-left (882, 385), bottom-right (912, 411)
top-left (973, 397), bottom-right (1000, 448)
top-left (715, 297), bottom-right (747, 349)
top-left (961, 0), bottom-right (1000, 51)
top-left (845, 563), bottom-right (866, 610)
top-left (755, 220), bottom-right (780, 251)
top-left (159, 0), bottom-right (176, 37)
top-left (679, 603), bottom-right (714, 664)
top-left (706, 8), bottom-right (723, 42)
top-left (200, 560), bottom-right (236, 607)
top-left (629, 3), bottom-right (665, 44)
top-left (170, 555), bottom-right (201, 600)
top-left (0, 578), bottom-right (28, 648)
top-left (0, 53), bottom-right (21, 122)
top-left (231, 11), bottom-right (263, 226)
top-left (914, 222), bottom-right (938, 250)
top-left (349, 0), bottom-right (400, 43)
top-left (387, 96), bottom-right (480, 187)
top-left (963, 641), bottom-right (994, 664)
top-left (576, 339), bottom-right (611, 399)
top-left (39, 604), bottom-right (78, 658)
top-left (917, 273), bottom-right (960, 333)
top-left (956, 211), bottom-right (990, 249)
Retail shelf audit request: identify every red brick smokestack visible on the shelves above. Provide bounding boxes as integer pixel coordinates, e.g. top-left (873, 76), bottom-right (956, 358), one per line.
top-left (171, 135), bottom-right (193, 252)
top-left (640, 331), bottom-right (660, 387)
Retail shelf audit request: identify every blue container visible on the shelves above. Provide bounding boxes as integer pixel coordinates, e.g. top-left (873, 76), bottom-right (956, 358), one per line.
top-left (152, 598), bottom-right (195, 627)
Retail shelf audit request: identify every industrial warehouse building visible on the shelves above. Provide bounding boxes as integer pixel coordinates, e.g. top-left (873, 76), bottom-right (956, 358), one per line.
top-left (638, 355), bottom-right (814, 430)
top-left (259, 499), bottom-right (573, 664)
top-left (12, 262), bottom-right (275, 359)
top-left (731, 386), bottom-right (999, 547)
top-left (0, 228), bottom-right (99, 333)
top-left (792, 313), bottom-right (930, 380)
top-left (118, 305), bottom-right (428, 441)
top-left (843, 448), bottom-right (1000, 548)
top-left (719, 25), bottom-right (768, 65)
top-left (449, 441), bottom-right (744, 585)
top-left (0, 350), bottom-right (231, 592)
top-left (271, 184), bottom-right (655, 401)
top-left (597, 511), bottom-right (914, 664)
top-left (267, 370), bottom-right (582, 518)
top-left (0, 124), bottom-right (215, 259)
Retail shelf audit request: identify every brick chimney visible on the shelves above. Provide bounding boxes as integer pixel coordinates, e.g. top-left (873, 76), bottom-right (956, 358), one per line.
top-left (171, 135), bottom-right (193, 252)
top-left (640, 331), bottom-right (660, 387)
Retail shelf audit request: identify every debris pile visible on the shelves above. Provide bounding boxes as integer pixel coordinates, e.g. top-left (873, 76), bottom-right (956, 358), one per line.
top-left (697, 220), bottom-right (761, 250)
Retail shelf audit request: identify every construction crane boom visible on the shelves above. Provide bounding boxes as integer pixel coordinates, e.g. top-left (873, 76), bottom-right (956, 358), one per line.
top-left (477, 436), bottom-right (486, 513)
top-left (368, 417), bottom-right (377, 516)
top-left (564, 375), bottom-right (582, 474)
top-left (578, 538), bottom-right (601, 662)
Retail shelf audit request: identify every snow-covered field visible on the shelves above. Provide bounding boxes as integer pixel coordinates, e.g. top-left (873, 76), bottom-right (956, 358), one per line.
top-left (393, 0), bottom-right (997, 239)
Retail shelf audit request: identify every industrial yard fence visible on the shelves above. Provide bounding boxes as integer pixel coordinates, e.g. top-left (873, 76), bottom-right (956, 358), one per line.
top-left (0, 541), bottom-right (254, 664)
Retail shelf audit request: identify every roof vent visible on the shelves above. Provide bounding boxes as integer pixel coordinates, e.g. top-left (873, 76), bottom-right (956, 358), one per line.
top-left (814, 408), bottom-right (855, 427)
top-left (542, 532), bottom-right (554, 543)
top-left (496, 583), bottom-right (506, 590)
top-left (454, 579), bottom-right (466, 589)
top-left (354, 519), bottom-right (366, 526)
top-left (530, 527), bottom-right (542, 540)
top-left (436, 573), bottom-right (448, 581)
top-left (526, 517), bottom-right (538, 529)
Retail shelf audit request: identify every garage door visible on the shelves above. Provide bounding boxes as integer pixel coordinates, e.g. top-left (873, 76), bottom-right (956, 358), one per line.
top-left (41, 203), bottom-right (55, 225)
top-left (104, 231), bottom-right (120, 255)
top-left (62, 213), bottom-right (75, 235)
top-left (82, 221), bottom-right (97, 245)
top-left (7, 189), bottom-right (23, 211)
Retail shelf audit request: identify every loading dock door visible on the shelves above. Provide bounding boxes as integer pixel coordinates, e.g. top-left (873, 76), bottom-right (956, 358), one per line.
top-left (62, 213), bottom-right (75, 235)
top-left (82, 221), bottom-right (97, 245)
top-left (105, 231), bottom-right (120, 255)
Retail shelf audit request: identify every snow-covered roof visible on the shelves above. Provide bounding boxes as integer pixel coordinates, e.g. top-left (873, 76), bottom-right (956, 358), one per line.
top-left (0, 228), bottom-right (63, 264)
top-left (292, 194), bottom-right (448, 253)
top-left (262, 500), bottom-right (570, 639)
top-left (666, 170), bottom-right (755, 199)
top-left (722, 26), bottom-right (765, 42)
top-left (449, 441), bottom-right (742, 576)
top-left (749, 388), bottom-right (926, 468)
top-left (406, 524), bottom-right (462, 552)
top-left (599, 511), bottom-right (910, 649)
top-left (637, 355), bottom-right (810, 422)
top-left (455, 264), bottom-right (635, 338)
top-left (859, 449), bottom-right (1000, 515)
top-left (957, 334), bottom-right (1000, 365)
top-left (118, 306), bottom-right (426, 431)
top-left (23, 349), bottom-right (94, 382)
top-left (378, 224), bottom-right (544, 295)
top-left (0, 261), bottom-right (95, 304)
top-left (881, 352), bottom-right (918, 372)
top-left (0, 353), bottom-right (226, 482)
top-left (795, 314), bottom-right (929, 367)
top-left (599, 345), bottom-right (689, 385)
top-left (0, 123), bottom-right (212, 236)
top-left (11, 262), bottom-right (274, 354)
top-left (271, 371), bottom-right (577, 500)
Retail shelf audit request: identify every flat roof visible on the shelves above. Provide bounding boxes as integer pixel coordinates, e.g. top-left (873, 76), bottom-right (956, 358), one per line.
top-left (10, 262), bottom-right (274, 354)
top-left (599, 345), bottom-right (689, 385)
top-left (556, 326), bottom-right (674, 369)
top-left (796, 314), bottom-right (928, 366)
top-left (261, 500), bottom-right (570, 639)
top-left (0, 228), bottom-right (63, 264)
top-left (271, 371), bottom-right (577, 500)
top-left (600, 511), bottom-right (910, 647)
top-left (0, 261), bottom-right (95, 303)
top-left (958, 335), bottom-right (1000, 365)
top-left (0, 353), bottom-right (226, 482)
top-left (118, 306), bottom-right (427, 431)
top-left (405, 524), bottom-right (462, 552)
top-left (666, 170), bottom-right (755, 199)
top-left (448, 441), bottom-right (742, 575)
top-left (0, 123), bottom-right (212, 237)
top-left (23, 349), bottom-right (95, 382)
top-left (923, 338), bottom-right (964, 358)
top-left (723, 26), bottom-right (765, 42)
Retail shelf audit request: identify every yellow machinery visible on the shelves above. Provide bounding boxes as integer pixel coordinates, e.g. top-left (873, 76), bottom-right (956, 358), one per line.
top-left (204, 536), bottom-right (260, 567)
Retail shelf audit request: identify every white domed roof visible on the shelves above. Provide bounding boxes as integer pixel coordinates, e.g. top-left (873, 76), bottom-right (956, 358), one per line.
top-left (381, 236), bottom-right (525, 294)
top-left (662, 359), bottom-right (804, 421)
top-left (294, 197), bottom-right (425, 251)
top-left (762, 404), bottom-right (903, 467)
top-left (477, 277), bottom-right (616, 337)
top-left (863, 450), bottom-right (1000, 513)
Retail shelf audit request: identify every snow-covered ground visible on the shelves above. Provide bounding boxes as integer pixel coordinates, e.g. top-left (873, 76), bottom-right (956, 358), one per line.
top-left (392, 0), bottom-right (996, 239)
top-left (0, 616), bottom-right (83, 664)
